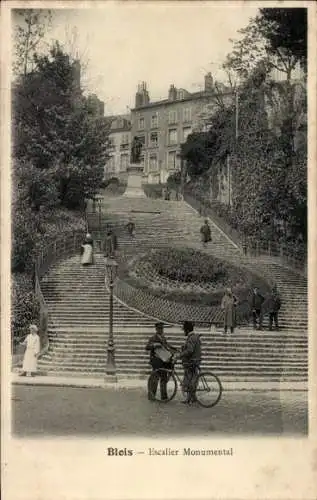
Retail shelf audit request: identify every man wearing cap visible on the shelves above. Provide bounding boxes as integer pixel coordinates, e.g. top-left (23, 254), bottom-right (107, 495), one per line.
top-left (180, 321), bottom-right (202, 405)
top-left (145, 323), bottom-right (177, 401)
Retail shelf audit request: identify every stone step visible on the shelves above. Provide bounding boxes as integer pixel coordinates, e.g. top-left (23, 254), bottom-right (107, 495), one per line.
top-left (48, 350), bottom-right (307, 361)
top-left (38, 368), bottom-right (307, 382)
top-left (37, 363), bottom-right (308, 377)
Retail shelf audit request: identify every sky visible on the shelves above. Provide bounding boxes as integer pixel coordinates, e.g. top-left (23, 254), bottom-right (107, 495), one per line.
top-left (15, 3), bottom-right (259, 115)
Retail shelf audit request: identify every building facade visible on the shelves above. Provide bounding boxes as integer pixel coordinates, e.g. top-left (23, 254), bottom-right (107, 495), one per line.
top-left (105, 114), bottom-right (131, 181)
top-left (130, 75), bottom-right (233, 184)
top-left (104, 74), bottom-right (233, 184)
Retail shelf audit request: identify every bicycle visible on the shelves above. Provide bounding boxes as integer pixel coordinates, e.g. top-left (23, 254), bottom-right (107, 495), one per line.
top-left (147, 356), bottom-right (223, 408)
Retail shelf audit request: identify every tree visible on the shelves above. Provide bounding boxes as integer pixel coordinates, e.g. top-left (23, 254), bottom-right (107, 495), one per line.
top-left (13, 43), bottom-right (110, 211)
top-left (13, 9), bottom-right (52, 76)
top-left (259, 8), bottom-right (307, 70)
top-left (223, 8), bottom-right (307, 86)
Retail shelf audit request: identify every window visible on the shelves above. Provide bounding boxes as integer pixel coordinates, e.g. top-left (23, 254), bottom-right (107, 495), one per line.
top-left (120, 154), bottom-right (129, 170)
top-left (149, 154), bottom-right (158, 171)
top-left (183, 108), bottom-right (192, 122)
top-left (151, 113), bottom-right (158, 128)
top-left (107, 156), bottom-right (115, 172)
top-left (168, 129), bottom-right (177, 145)
top-left (138, 117), bottom-right (145, 130)
top-left (137, 135), bottom-right (146, 146)
top-left (150, 132), bottom-right (158, 147)
top-left (182, 127), bottom-right (192, 142)
top-left (178, 90), bottom-right (184, 100)
top-left (168, 110), bottom-right (177, 124)
top-left (120, 134), bottom-right (129, 149)
top-left (168, 151), bottom-right (177, 169)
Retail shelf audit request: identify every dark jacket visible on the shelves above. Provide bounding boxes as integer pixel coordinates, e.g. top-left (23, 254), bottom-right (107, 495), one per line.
top-left (266, 292), bottom-right (281, 313)
top-left (251, 292), bottom-right (264, 310)
top-left (103, 233), bottom-right (118, 257)
top-left (200, 224), bottom-right (211, 243)
top-left (180, 332), bottom-right (202, 366)
top-left (126, 222), bottom-right (135, 233)
top-left (145, 334), bottom-right (176, 365)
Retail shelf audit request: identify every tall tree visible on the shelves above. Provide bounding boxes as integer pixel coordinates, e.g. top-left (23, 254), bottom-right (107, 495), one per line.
top-left (13, 9), bottom-right (52, 76)
top-left (13, 43), bottom-right (110, 211)
top-left (259, 8), bottom-right (307, 70)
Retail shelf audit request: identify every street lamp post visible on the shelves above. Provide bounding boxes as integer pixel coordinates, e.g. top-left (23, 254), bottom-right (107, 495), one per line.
top-left (95, 194), bottom-right (103, 251)
top-left (105, 258), bottom-right (119, 380)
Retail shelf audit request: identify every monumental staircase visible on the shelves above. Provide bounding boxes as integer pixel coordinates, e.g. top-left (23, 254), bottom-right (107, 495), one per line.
top-left (38, 194), bottom-right (308, 383)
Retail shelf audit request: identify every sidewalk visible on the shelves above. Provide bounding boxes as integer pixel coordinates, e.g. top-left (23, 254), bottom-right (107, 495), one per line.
top-left (11, 373), bottom-right (307, 392)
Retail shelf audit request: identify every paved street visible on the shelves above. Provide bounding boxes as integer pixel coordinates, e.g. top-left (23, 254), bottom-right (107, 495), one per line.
top-left (12, 385), bottom-right (308, 437)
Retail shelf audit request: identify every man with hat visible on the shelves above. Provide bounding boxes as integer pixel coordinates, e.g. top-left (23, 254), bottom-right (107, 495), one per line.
top-left (179, 321), bottom-right (202, 405)
top-left (145, 323), bottom-right (177, 401)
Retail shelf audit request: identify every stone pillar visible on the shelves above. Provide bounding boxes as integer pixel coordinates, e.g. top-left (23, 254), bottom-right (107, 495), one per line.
top-left (123, 164), bottom-right (146, 198)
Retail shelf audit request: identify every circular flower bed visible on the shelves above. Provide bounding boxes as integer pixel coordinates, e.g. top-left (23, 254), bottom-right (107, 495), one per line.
top-left (146, 247), bottom-right (246, 286)
top-left (124, 247), bottom-right (270, 308)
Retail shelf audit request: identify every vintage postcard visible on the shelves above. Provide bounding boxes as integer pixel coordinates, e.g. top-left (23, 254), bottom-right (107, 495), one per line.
top-left (1, 1), bottom-right (316, 499)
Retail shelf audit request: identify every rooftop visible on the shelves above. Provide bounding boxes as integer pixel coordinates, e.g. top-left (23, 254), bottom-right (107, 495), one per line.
top-left (131, 89), bottom-right (233, 111)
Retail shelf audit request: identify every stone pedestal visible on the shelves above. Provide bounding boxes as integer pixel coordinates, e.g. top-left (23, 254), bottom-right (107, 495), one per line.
top-left (123, 164), bottom-right (146, 198)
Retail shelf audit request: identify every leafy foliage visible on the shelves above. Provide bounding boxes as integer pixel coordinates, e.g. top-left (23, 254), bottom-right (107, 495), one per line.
top-left (182, 9), bottom-right (307, 252)
top-left (13, 44), bottom-right (110, 211)
top-left (259, 8), bottom-right (307, 69)
top-left (147, 248), bottom-right (242, 285)
top-left (13, 9), bottom-right (52, 76)
top-left (127, 247), bottom-right (270, 310)
top-left (12, 274), bottom-right (40, 338)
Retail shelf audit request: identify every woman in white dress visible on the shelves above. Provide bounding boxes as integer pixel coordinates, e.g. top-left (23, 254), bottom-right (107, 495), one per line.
top-left (81, 233), bottom-right (94, 266)
top-left (20, 324), bottom-right (41, 377)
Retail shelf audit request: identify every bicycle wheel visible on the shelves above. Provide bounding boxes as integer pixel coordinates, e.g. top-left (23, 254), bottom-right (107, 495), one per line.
top-left (148, 369), bottom-right (177, 402)
top-left (195, 372), bottom-right (222, 408)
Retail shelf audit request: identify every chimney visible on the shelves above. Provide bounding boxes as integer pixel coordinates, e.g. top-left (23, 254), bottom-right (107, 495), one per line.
top-left (135, 83), bottom-right (143, 107)
top-left (135, 82), bottom-right (150, 107)
top-left (204, 72), bottom-right (213, 92)
top-left (142, 81), bottom-right (150, 105)
top-left (168, 84), bottom-right (177, 101)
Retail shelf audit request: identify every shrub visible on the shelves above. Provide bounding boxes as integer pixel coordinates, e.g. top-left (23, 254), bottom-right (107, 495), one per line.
top-left (11, 274), bottom-right (40, 342)
top-left (146, 247), bottom-right (244, 286)
top-left (128, 247), bottom-right (270, 309)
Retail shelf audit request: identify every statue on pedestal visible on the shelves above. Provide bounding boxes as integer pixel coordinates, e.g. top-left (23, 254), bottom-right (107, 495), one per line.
top-left (130, 136), bottom-right (143, 164)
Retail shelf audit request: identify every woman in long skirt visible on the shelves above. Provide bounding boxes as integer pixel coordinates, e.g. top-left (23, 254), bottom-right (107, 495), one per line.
top-left (20, 324), bottom-right (40, 376)
top-left (81, 233), bottom-right (94, 266)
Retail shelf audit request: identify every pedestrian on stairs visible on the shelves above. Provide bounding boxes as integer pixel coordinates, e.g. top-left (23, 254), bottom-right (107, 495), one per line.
top-left (221, 288), bottom-right (238, 334)
top-left (250, 287), bottom-right (265, 330)
top-left (103, 228), bottom-right (118, 258)
top-left (126, 219), bottom-right (135, 238)
top-left (80, 233), bottom-right (94, 266)
top-left (267, 285), bottom-right (281, 330)
top-left (200, 220), bottom-right (212, 247)
top-left (146, 323), bottom-right (177, 401)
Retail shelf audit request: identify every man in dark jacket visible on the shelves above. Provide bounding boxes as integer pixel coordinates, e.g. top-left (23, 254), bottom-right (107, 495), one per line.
top-left (250, 287), bottom-right (265, 330)
top-left (180, 321), bottom-right (202, 405)
top-left (126, 219), bottom-right (135, 238)
top-left (200, 220), bottom-right (212, 247)
top-left (145, 323), bottom-right (176, 401)
top-left (267, 286), bottom-right (281, 330)
top-left (103, 228), bottom-right (118, 258)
